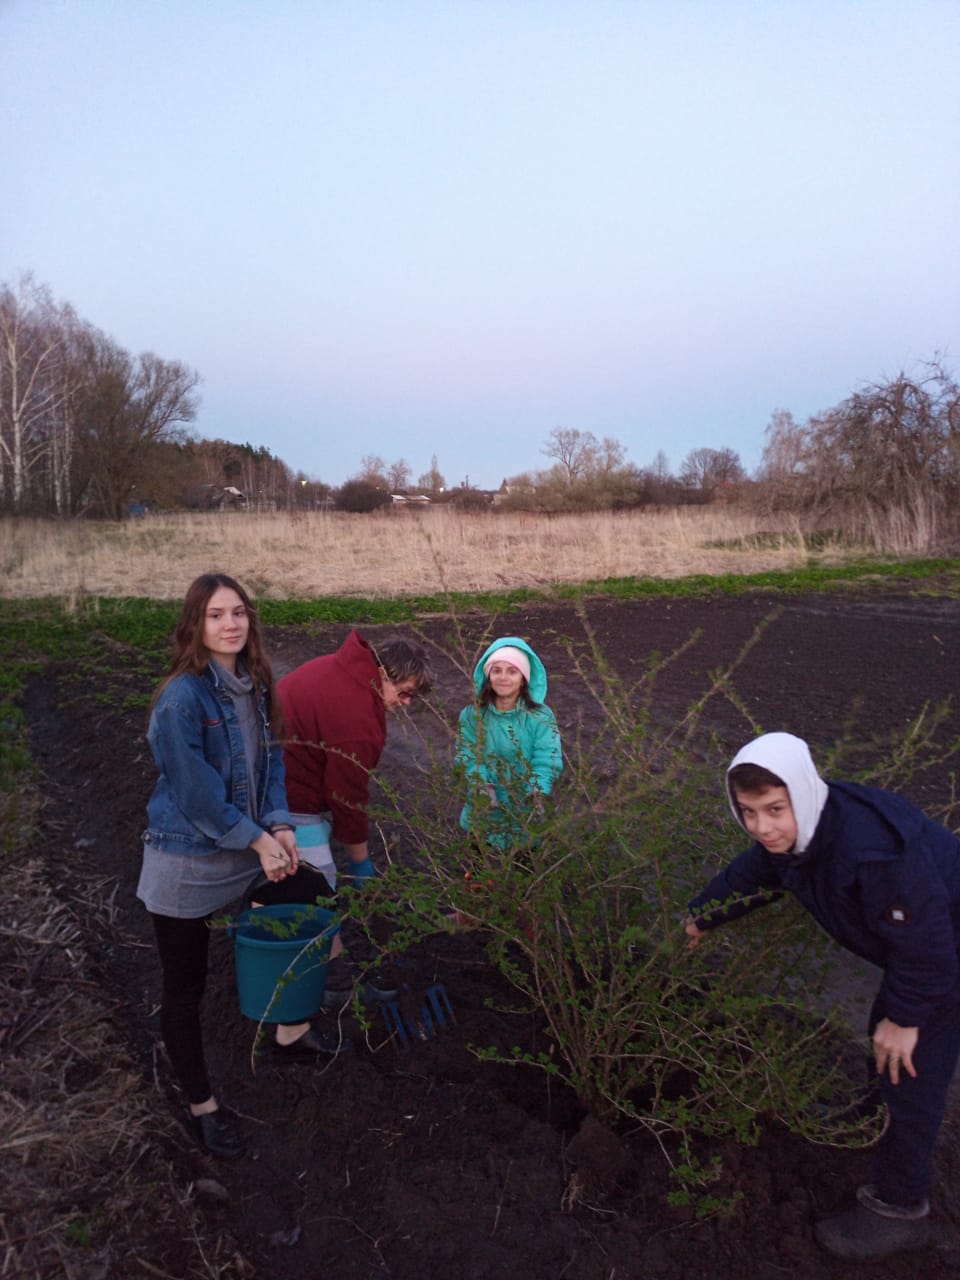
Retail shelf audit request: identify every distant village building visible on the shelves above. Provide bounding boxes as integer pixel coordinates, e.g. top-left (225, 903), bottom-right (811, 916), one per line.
top-left (190, 484), bottom-right (248, 511)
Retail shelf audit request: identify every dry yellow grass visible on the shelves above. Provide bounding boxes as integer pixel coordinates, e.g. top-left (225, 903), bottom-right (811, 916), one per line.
top-left (1, 506), bottom-right (854, 600)
top-left (1, 814), bottom-right (247, 1276)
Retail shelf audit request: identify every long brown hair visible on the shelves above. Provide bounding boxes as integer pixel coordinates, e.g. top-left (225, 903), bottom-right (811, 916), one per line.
top-left (151, 573), bottom-right (282, 731)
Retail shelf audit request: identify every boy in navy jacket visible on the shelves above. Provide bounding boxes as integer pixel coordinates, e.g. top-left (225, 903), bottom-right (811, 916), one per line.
top-left (686, 732), bottom-right (960, 1260)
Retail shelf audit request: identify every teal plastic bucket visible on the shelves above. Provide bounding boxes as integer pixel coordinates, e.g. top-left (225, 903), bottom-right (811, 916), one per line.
top-left (231, 904), bottom-right (339, 1023)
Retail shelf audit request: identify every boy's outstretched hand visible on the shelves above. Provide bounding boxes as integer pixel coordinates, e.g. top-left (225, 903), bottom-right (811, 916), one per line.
top-left (873, 1017), bottom-right (919, 1085)
top-left (684, 917), bottom-right (704, 949)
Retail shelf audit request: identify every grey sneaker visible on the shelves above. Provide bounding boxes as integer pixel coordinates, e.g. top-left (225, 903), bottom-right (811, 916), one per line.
top-left (856, 1183), bottom-right (929, 1219)
top-left (814, 1190), bottom-right (930, 1260)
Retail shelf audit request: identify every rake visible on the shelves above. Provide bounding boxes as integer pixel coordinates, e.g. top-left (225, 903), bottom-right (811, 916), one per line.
top-left (380, 981), bottom-right (455, 1047)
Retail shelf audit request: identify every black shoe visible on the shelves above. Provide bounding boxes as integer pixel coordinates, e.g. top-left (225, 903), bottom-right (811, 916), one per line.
top-left (272, 1024), bottom-right (353, 1058)
top-left (322, 976), bottom-right (398, 1009)
top-left (359, 975), bottom-right (399, 1002)
top-left (190, 1108), bottom-right (246, 1159)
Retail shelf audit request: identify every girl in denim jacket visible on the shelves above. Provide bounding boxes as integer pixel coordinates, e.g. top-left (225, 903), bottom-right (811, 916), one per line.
top-left (138, 573), bottom-right (344, 1161)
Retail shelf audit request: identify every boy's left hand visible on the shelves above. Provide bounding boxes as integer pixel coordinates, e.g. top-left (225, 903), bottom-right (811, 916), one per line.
top-left (684, 917), bottom-right (704, 950)
top-left (873, 1018), bottom-right (919, 1085)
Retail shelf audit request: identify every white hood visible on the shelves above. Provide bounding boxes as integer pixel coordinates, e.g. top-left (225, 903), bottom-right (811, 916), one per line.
top-left (726, 732), bottom-right (829, 854)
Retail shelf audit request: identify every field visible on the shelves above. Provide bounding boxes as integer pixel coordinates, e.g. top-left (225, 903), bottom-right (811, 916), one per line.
top-left (0, 505), bottom-right (913, 601)
top-left (3, 520), bottom-right (960, 1279)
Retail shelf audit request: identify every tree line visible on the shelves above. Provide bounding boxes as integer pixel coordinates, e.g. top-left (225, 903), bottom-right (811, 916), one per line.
top-left (288, 366), bottom-right (960, 546)
top-left (3, 275), bottom-right (957, 536)
top-left (1, 276), bottom-right (200, 518)
top-left (0, 276), bottom-right (320, 518)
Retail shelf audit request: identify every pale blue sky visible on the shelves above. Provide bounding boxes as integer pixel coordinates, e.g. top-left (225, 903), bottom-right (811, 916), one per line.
top-left (2, 1), bottom-right (957, 489)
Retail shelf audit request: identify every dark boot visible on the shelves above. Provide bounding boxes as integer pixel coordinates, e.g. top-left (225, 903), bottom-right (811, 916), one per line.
top-left (814, 1184), bottom-right (930, 1260)
top-left (322, 954), bottom-right (398, 1008)
top-left (189, 1108), bottom-right (247, 1159)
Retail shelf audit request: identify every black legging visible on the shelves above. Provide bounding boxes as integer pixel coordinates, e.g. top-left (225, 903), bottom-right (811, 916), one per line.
top-left (151, 866), bottom-right (336, 1104)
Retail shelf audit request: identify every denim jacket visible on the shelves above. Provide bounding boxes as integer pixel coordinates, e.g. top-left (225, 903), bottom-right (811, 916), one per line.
top-left (142, 666), bottom-right (291, 856)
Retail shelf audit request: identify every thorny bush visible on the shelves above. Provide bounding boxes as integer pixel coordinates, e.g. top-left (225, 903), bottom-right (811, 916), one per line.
top-left (329, 608), bottom-right (960, 1197)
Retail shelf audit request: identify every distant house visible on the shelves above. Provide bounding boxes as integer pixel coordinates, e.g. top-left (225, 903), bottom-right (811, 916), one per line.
top-left (219, 485), bottom-right (247, 508)
top-left (190, 484), bottom-right (248, 511)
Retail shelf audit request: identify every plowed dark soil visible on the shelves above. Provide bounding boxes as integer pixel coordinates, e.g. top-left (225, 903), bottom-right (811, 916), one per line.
top-left (25, 587), bottom-right (960, 1279)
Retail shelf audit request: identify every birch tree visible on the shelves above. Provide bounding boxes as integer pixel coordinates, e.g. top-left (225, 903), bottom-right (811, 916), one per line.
top-left (0, 277), bottom-right (75, 512)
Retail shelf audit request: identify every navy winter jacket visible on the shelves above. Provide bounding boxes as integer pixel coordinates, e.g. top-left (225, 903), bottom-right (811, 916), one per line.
top-left (689, 782), bottom-right (960, 1029)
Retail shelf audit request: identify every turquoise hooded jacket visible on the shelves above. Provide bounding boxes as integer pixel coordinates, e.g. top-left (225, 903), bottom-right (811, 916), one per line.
top-left (456, 636), bottom-right (562, 848)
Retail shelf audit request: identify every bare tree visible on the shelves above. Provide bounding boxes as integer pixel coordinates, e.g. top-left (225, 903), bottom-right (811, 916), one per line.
top-left (595, 436), bottom-right (627, 476)
top-left (651, 450), bottom-right (671, 483)
top-left (815, 364), bottom-right (958, 510)
top-left (417, 453), bottom-right (445, 494)
top-left (357, 454), bottom-right (388, 487)
top-left (679, 446), bottom-right (745, 495)
top-left (713, 447), bottom-right (746, 486)
top-left (0, 275), bottom-right (209, 517)
top-left (73, 331), bottom-right (200, 518)
top-left (542, 427), bottom-right (599, 483)
top-left (633, 453), bottom-right (681, 505)
top-left (753, 410), bottom-right (807, 510)
top-left (756, 361), bottom-right (960, 529)
top-left (0, 276), bottom-right (77, 512)
top-left (519, 426), bottom-right (639, 510)
top-left (387, 458), bottom-right (411, 492)
top-left (758, 410), bottom-right (804, 481)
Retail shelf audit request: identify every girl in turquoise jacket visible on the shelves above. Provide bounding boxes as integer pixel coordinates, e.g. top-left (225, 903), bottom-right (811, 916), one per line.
top-left (456, 636), bottom-right (562, 851)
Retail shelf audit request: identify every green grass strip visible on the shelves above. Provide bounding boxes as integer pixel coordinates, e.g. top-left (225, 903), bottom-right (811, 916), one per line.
top-left (1, 558), bottom-right (957, 668)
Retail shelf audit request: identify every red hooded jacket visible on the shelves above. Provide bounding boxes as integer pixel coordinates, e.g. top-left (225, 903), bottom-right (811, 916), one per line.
top-left (277, 630), bottom-right (386, 844)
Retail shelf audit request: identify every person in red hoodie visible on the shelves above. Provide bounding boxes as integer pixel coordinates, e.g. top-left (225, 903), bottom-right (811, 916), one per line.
top-left (277, 631), bottom-right (433, 998)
